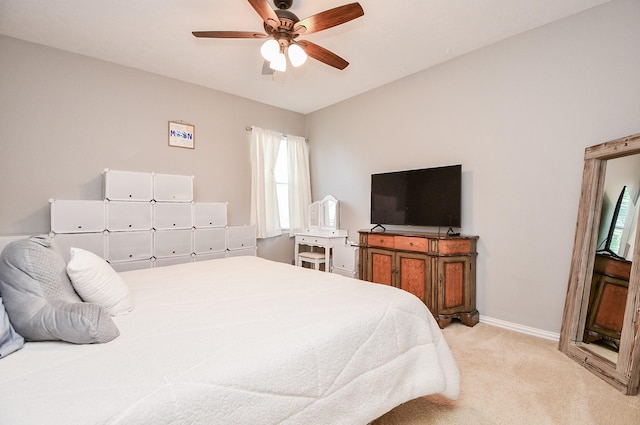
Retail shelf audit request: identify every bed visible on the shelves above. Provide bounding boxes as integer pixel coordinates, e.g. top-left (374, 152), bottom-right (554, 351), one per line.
top-left (0, 239), bottom-right (459, 425)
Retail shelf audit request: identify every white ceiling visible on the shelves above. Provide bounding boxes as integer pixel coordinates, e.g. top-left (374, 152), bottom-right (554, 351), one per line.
top-left (0, 0), bottom-right (612, 114)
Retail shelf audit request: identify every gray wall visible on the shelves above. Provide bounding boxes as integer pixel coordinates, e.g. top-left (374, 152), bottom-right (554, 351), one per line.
top-left (305, 0), bottom-right (640, 333)
top-left (2, 0), bottom-right (639, 334)
top-left (0, 35), bottom-right (304, 263)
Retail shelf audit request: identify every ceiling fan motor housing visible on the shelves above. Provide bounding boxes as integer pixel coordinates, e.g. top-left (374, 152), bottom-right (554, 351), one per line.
top-left (264, 9), bottom-right (300, 49)
top-left (275, 0), bottom-right (292, 10)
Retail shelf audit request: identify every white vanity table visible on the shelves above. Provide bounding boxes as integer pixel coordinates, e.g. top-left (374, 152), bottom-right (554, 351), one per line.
top-left (294, 195), bottom-right (348, 272)
top-left (294, 229), bottom-right (348, 270)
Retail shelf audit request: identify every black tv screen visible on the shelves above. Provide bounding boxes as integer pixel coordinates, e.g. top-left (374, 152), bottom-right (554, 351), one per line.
top-left (370, 164), bottom-right (461, 227)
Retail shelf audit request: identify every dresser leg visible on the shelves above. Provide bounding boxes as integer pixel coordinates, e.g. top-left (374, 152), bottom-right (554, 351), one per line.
top-left (459, 310), bottom-right (480, 327)
top-left (437, 316), bottom-right (453, 328)
top-left (437, 310), bottom-right (479, 328)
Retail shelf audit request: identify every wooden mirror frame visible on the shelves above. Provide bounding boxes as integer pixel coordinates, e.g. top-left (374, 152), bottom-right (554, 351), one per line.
top-left (559, 132), bottom-right (640, 395)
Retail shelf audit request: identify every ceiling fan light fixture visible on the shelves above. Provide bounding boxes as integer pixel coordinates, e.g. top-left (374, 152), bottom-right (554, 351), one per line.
top-left (192, 1), bottom-right (365, 73)
top-left (288, 44), bottom-right (307, 67)
top-left (260, 39), bottom-right (279, 61)
top-left (270, 51), bottom-right (287, 72)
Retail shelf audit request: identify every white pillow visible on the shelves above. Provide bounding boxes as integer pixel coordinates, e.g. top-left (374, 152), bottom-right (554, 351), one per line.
top-left (66, 247), bottom-right (134, 316)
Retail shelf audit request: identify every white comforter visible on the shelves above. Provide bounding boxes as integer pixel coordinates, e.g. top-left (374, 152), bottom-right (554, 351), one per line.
top-left (0, 256), bottom-right (459, 425)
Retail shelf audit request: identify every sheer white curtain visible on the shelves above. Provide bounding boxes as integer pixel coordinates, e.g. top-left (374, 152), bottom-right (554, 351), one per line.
top-left (286, 135), bottom-right (311, 236)
top-left (250, 127), bottom-right (283, 238)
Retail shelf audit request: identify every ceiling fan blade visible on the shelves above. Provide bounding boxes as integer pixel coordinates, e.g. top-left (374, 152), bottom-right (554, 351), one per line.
top-left (293, 3), bottom-right (364, 35)
top-left (247, 0), bottom-right (280, 30)
top-left (297, 41), bottom-right (349, 70)
top-left (192, 31), bottom-right (267, 39)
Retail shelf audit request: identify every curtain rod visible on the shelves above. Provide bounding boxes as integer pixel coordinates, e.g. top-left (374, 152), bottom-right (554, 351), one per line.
top-left (245, 125), bottom-right (309, 142)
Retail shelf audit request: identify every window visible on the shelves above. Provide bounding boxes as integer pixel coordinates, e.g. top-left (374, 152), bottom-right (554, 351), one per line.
top-left (250, 127), bottom-right (310, 239)
top-left (274, 138), bottom-right (289, 229)
top-left (610, 186), bottom-right (632, 254)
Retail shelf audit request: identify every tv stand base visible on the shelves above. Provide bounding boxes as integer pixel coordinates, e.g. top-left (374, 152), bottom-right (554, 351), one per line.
top-left (370, 224), bottom-right (386, 232)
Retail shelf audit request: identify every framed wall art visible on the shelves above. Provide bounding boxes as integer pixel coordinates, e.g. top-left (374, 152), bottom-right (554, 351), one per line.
top-left (168, 121), bottom-right (195, 149)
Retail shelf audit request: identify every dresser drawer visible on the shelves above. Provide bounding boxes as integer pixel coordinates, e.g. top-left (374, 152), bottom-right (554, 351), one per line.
top-left (106, 201), bottom-right (153, 231)
top-left (435, 239), bottom-right (473, 255)
top-left (332, 245), bottom-right (359, 270)
top-left (367, 234), bottom-right (395, 249)
top-left (594, 255), bottom-right (631, 280)
top-left (297, 235), bottom-right (330, 245)
top-left (193, 227), bottom-right (226, 254)
top-left (153, 202), bottom-right (193, 230)
top-left (395, 236), bottom-right (429, 253)
top-left (107, 231), bottom-right (153, 262)
top-left (227, 225), bottom-right (256, 251)
top-left (50, 200), bottom-right (106, 234)
top-left (153, 173), bottom-right (193, 202)
top-left (103, 169), bottom-right (153, 201)
top-left (154, 229), bottom-right (193, 258)
top-left (52, 232), bottom-right (105, 263)
top-left (193, 202), bottom-right (227, 228)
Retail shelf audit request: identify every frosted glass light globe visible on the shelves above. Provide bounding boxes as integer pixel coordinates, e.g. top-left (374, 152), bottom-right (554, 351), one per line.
top-left (260, 39), bottom-right (279, 62)
top-left (270, 52), bottom-right (287, 72)
top-left (288, 44), bottom-right (307, 67)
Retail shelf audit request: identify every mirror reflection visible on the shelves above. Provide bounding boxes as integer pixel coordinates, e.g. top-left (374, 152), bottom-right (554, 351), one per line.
top-left (322, 198), bottom-right (339, 229)
top-left (596, 156), bottom-right (640, 260)
top-left (581, 154), bottom-right (640, 363)
top-left (308, 195), bottom-right (340, 231)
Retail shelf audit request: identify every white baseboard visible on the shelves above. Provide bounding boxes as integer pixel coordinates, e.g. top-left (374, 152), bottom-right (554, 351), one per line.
top-left (479, 315), bottom-right (560, 342)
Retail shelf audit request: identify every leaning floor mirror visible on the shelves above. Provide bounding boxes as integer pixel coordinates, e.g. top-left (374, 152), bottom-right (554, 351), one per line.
top-left (559, 132), bottom-right (640, 395)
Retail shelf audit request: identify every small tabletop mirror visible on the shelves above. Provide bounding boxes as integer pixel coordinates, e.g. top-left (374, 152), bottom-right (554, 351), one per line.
top-left (308, 195), bottom-right (340, 231)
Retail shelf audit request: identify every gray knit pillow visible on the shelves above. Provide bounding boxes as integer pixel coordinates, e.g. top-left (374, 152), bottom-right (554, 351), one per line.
top-left (0, 237), bottom-right (119, 343)
top-left (0, 296), bottom-right (24, 358)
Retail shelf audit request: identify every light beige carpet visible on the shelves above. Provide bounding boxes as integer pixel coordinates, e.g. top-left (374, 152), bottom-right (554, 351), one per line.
top-left (372, 322), bottom-right (640, 425)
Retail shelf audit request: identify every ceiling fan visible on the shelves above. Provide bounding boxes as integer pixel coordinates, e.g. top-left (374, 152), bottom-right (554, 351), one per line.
top-left (192, 0), bottom-right (364, 73)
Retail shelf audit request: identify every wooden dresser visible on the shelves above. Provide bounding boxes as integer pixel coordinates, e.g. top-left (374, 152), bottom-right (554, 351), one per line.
top-left (583, 253), bottom-right (630, 347)
top-left (358, 230), bottom-right (479, 328)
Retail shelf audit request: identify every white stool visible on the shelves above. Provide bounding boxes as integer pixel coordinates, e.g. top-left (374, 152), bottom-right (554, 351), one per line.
top-left (298, 251), bottom-right (326, 271)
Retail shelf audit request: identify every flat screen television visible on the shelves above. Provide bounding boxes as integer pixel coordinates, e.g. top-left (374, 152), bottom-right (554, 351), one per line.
top-left (597, 185), bottom-right (627, 259)
top-left (370, 164), bottom-right (461, 229)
